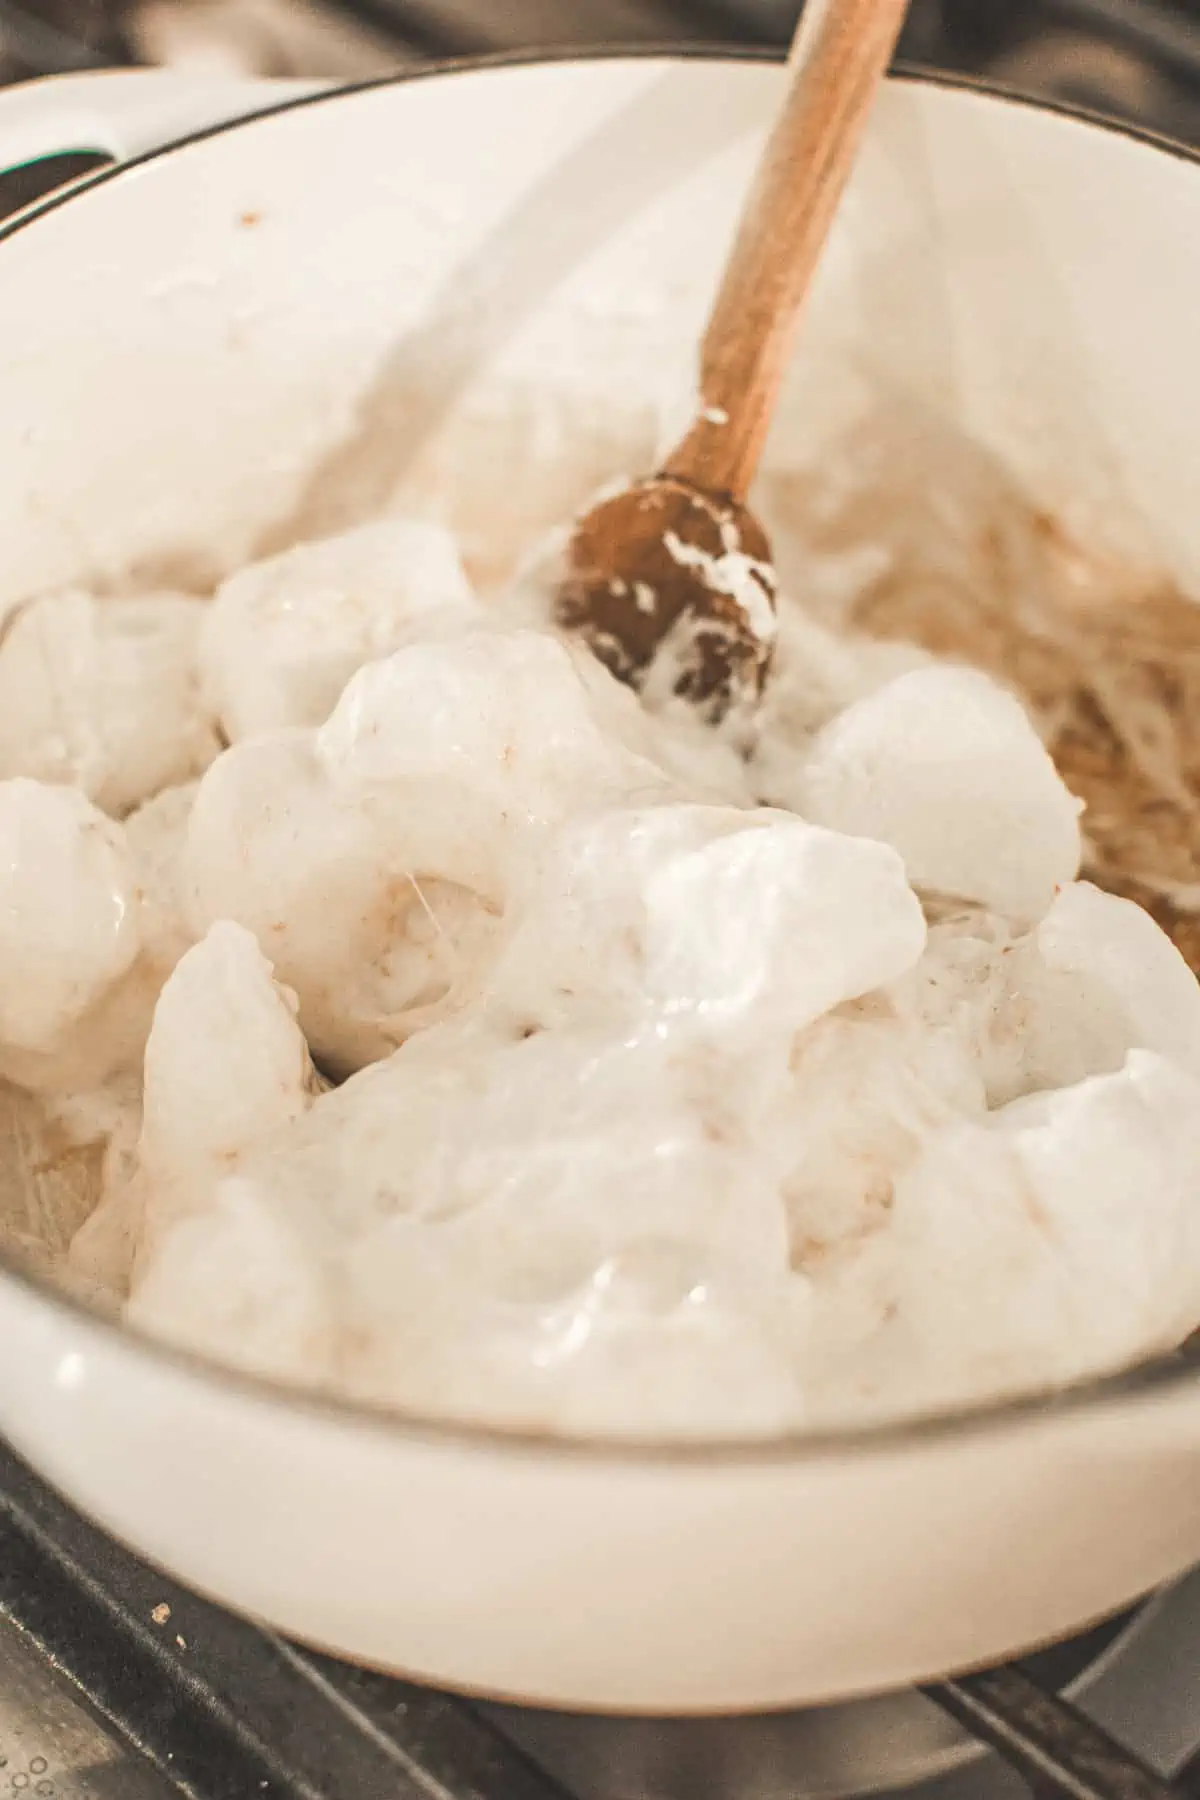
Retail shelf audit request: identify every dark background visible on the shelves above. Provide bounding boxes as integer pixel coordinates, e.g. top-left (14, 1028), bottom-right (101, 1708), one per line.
top-left (2, 0), bottom-right (1200, 152)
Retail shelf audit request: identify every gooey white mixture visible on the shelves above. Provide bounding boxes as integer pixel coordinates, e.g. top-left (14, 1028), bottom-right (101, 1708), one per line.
top-left (2, 513), bottom-right (1200, 1440)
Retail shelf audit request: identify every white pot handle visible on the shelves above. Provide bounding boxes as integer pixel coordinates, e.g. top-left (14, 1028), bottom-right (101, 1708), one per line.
top-left (0, 70), bottom-right (328, 188)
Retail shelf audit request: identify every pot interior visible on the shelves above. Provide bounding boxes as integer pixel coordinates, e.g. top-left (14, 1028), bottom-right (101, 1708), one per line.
top-left (0, 57), bottom-right (1199, 1343)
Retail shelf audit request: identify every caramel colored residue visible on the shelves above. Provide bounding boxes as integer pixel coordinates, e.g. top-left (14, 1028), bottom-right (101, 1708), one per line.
top-left (766, 414), bottom-right (1200, 979)
top-left (857, 513), bottom-right (1200, 967)
top-left (768, 417), bottom-right (1200, 970)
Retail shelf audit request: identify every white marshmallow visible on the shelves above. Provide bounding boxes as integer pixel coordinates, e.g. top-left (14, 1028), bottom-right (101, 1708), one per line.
top-left (234, 1019), bottom-right (792, 1282)
top-left (798, 666), bottom-right (1083, 923)
top-left (889, 906), bottom-right (1029, 1106)
top-left (778, 1007), bottom-right (984, 1272)
top-left (342, 1222), bottom-right (811, 1439)
top-left (137, 921), bottom-right (317, 1241)
top-left (1, 512), bottom-right (1191, 1444)
top-left (316, 629), bottom-right (667, 887)
top-left (1011, 881), bottom-right (1200, 1090)
top-left (127, 1177), bottom-right (334, 1385)
top-left (184, 732), bottom-right (501, 1074)
top-left (880, 1051), bottom-right (1200, 1407)
top-left (0, 590), bottom-right (218, 815)
top-left (201, 518), bottom-right (478, 738)
top-left (0, 780), bottom-right (140, 1055)
top-left (642, 812), bottom-right (927, 1032)
top-left (123, 780), bottom-right (200, 971)
top-left (491, 804), bottom-right (926, 1041)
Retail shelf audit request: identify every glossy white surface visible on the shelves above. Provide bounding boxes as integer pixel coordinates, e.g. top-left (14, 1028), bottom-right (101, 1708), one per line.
top-left (0, 61), bottom-right (1199, 1710)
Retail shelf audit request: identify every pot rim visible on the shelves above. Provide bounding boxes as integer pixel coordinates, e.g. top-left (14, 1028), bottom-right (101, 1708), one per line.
top-left (3, 45), bottom-right (1200, 1469)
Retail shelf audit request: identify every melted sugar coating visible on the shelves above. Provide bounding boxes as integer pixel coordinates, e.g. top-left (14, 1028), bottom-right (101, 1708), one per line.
top-left (0, 510), bottom-right (1194, 1442)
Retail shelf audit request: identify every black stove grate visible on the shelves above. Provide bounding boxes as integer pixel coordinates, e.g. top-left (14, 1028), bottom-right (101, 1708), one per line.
top-left (0, 1435), bottom-right (1188, 1800)
top-left (925, 1670), bottom-right (1180, 1800)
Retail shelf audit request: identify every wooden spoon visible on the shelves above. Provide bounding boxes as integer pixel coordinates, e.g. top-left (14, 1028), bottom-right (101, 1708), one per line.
top-left (554, 0), bottom-right (911, 718)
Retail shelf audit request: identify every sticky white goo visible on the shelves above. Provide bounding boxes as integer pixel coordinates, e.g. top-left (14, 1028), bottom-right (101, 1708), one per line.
top-left (776, 1004), bottom-right (985, 1277)
top-left (234, 1022), bottom-right (794, 1282)
top-left (797, 666), bottom-right (1084, 924)
top-left (488, 805), bottom-right (925, 1041)
top-left (122, 782), bottom-right (201, 972)
top-left (890, 884), bottom-right (1200, 1111)
top-left (133, 921), bottom-right (317, 1248)
top-left (889, 905), bottom-right (1029, 1107)
top-left (125, 1177), bottom-right (335, 1385)
top-left (182, 728), bottom-right (487, 1074)
top-left (0, 504), bottom-right (1195, 1445)
top-left (120, 924), bottom-right (324, 1372)
top-left (185, 631), bottom-right (673, 1072)
top-left (852, 1052), bottom-right (1200, 1415)
top-left (341, 1224), bottom-right (812, 1438)
top-left (0, 781), bottom-right (141, 1058)
top-left (201, 519), bottom-right (479, 739)
top-left (1010, 882), bottom-right (1200, 1090)
top-left (751, 603), bottom-right (931, 810)
top-left (314, 629), bottom-right (670, 868)
top-left (0, 778), bottom-right (206, 1105)
top-left (661, 527), bottom-right (778, 647)
top-left (172, 1018), bottom-right (809, 1436)
top-left (639, 814), bottom-right (925, 1033)
top-left (0, 591), bottom-right (219, 815)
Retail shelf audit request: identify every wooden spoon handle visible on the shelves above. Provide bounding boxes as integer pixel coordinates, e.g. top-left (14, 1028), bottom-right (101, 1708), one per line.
top-left (663, 0), bottom-right (910, 500)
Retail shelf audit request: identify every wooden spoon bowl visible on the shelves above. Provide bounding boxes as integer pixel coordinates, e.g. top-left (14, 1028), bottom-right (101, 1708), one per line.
top-left (556, 476), bottom-right (776, 719)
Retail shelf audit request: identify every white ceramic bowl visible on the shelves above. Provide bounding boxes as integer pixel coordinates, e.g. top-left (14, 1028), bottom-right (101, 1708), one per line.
top-left (0, 55), bottom-right (1199, 1714)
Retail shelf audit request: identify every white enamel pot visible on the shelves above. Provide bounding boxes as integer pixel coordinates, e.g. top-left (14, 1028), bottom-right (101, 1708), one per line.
top-left (1, 54), bottom-right (1200, 1716)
